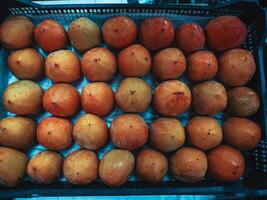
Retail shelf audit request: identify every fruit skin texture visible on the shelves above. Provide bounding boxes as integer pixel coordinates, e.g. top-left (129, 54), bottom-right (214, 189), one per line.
top-left (118, 44), bottom-right (151, 77)
top-left (223, 117), bottom-right (261, 150)
top-left (175, 23), bottom-right (205, 55)
top-left (27, 151), bottom-right (63, 184)
top-left (81, 82), bottom-right (114, 116)
top-left (99, 149), bottom-right (135, 187)
top-left (73, 114), bottom-right (109, 150)
top-left (227, 87), bottom-right (260, 117)
top-left (140, 17), bottom-right (174, 51)
top-left (218, 49), bottom-right (256, 87)
top-left (0, 117), bottom-right (36, 149)
top-left (153, 80), bottom-right (191, 116)
top-left (43, 84), bottom-right (80, 117)
top-left (187, 51), bottom-right (218, 82)
top-left (110, 114), bottom-right (148, 151)
top-left (0, 15), bottom-right (34, 49)
top-left (34, 19), bottom-right (68, 53)
top-left (7, 48), bottom-right (44, 80)
top-left (207, 145), bottom-right (245, 182)
top-left (115, 78), bottom-right (152, 113)
top-left (186, 116), bottom-right (222, 150)
top-left (0, 147), bottom-right (29, 187)
top-left (67, 17), bottom-right (101, 52)
top-left (136, 149), bottom-right (168, 183)
top-left (45, 50), bottom-right (81, 83)
top-left (153, 48), bottom-right (186, 81)
top-left (102, 16), bottom-right (137, 49)
top-left (192, 81), bottom-right (227, 115)
top-left (205, 15), bottom-right (247, 52)
top-left (37, 117), bottom-right (73, 151)
top-left (170, 147), bottom-right (208, 183)
top-left (3, 80), bottom-right (44, 115)
top-left (150, 118), bottom-right (185, 152)
top-left (81, 47), bottom-right (117, 82)
top-left (63, 150), bottom-right (99, 185)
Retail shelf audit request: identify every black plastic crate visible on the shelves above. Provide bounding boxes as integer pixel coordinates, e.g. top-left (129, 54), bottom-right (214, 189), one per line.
top-left (0, 0), bottom-right (266, 198)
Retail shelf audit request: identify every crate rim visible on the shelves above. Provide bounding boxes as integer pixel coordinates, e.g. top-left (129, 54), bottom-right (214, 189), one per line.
top-left (11, 0), bottom-right (265, 10)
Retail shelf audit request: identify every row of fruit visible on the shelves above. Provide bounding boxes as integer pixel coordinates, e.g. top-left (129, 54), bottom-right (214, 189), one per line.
top-left (1, 15), bottom-right (246, 52)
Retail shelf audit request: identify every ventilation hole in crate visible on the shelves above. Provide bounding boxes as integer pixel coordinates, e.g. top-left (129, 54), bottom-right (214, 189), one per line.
top-left (248, 140), bottom-right (267, 172)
